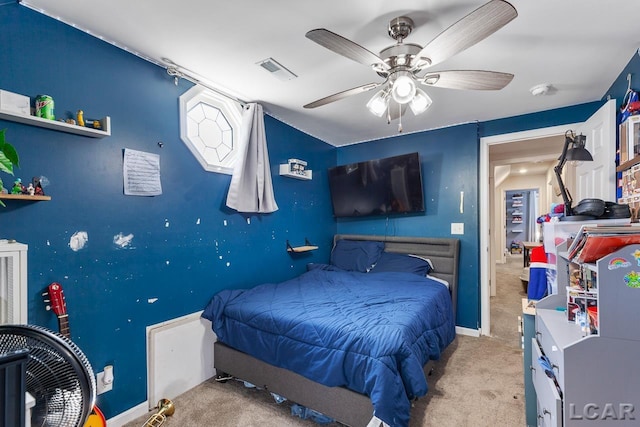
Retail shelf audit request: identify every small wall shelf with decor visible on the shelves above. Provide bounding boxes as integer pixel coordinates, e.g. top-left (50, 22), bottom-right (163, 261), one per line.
top-left (0, 109), bottom-right (111, 138)
top-left (0, 194), bottom-right (51, 202)
top-left (279, 158), bottom-right (312, 180)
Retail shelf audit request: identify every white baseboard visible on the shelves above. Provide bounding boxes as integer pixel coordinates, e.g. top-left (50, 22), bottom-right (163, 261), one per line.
top-left (107, 401), bottom-right (148, 427)
top-left (456, 326), bottom-right (481, 337)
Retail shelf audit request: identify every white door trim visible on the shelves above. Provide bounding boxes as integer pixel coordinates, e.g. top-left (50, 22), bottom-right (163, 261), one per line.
top-left (479, 123), bottom-right (580, 336)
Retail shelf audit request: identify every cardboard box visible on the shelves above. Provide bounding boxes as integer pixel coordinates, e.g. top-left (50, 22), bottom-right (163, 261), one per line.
top-left (0, 90), bottom-right (30, 116)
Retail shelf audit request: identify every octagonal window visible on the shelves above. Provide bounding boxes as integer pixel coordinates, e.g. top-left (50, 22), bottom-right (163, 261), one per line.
top-left (179, 86), bottom-right (242, 174)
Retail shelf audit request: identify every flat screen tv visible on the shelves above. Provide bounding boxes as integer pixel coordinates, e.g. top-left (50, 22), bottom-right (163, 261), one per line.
top-left (328, 152), bottom-right (425, 218)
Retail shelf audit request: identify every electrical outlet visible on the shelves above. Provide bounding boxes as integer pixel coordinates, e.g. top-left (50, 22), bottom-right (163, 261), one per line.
top-left (96, 368), bottom-right (113, 394)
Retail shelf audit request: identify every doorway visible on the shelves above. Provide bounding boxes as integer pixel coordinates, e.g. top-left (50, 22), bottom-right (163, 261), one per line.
top-left (479, 123), bottom-right (579, 336)
top-left (481, 100), bottom-right (617, 336)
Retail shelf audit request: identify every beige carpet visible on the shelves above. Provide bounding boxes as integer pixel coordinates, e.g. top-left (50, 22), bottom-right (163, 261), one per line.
top-left (125, 256), bottom-right (526, 427)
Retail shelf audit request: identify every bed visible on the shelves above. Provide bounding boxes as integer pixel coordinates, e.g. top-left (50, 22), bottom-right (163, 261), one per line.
top-left (202, 234), bottom-right (459, 427)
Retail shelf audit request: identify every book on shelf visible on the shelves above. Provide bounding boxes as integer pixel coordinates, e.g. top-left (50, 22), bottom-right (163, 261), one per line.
top-left (567, 224), bottom-right (640, 263)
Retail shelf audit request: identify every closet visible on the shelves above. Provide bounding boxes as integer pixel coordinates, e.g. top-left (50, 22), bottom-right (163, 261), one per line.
top-left (506, 189), bottom-right (538, 253)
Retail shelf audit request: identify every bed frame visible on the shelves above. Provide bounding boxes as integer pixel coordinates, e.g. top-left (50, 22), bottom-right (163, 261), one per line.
top-left (213, 234), bottom-right (460, 427)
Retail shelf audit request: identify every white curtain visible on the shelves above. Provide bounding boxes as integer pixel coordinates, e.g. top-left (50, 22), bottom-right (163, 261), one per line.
top-left (226, 103), bottom-right (278, 213)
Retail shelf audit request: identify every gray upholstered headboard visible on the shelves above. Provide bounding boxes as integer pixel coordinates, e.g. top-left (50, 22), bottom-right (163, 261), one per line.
top-left (333, 234), bottom-right (460, 320)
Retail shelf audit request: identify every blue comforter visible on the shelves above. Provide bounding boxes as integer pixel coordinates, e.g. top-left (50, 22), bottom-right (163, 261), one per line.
top-left (202, 268), bottom-right (455, 427)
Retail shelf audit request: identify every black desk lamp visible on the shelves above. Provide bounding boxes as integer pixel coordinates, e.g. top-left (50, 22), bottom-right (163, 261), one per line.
top-left (554, 130), bottom-right (593, 220)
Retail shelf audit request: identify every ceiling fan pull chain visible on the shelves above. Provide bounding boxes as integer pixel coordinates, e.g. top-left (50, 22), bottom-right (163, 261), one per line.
top-left (398, 104), bottom-right (403, 133)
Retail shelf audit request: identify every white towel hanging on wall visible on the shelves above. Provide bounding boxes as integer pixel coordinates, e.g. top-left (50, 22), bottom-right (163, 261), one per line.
top-left (226, 103), bottom-right (278, 213)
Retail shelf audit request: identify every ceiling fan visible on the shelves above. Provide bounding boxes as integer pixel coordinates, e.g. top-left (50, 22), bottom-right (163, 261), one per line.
top-left (303, 0), bottom-right (518, 129)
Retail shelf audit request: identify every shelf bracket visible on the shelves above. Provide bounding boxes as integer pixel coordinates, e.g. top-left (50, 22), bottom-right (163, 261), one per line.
top-left (286, 238), bottom-right (318, 253)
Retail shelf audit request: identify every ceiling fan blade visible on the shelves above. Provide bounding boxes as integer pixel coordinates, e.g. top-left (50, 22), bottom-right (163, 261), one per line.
top-left (421, 70), bottom-right (514, 90)
top-left (306, 29), bottom-right (390, 71)
top-left (304, 82), bottom-right (384, 109)
top-left (414, 0), bottom-right (517, 68)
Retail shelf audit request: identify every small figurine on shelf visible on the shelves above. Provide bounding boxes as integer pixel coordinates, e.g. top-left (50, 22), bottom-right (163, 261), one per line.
top-left (32, 177), bottom-right (45, 196)
top-left (26, 183), bottom-right (34, 196)
top-left (11, 178), bottom-right (25, 195)
top-left (85, 118), bottom-right (102, 129)
top-left (76, 110), bottom-right (101, 129)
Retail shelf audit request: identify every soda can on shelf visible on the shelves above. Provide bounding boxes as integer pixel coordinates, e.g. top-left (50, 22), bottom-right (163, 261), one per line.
top-left (35, 95), bottom-right (55, 120)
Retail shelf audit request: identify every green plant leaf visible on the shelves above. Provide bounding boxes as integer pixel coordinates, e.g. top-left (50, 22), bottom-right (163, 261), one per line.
top-left (0, 128), bottom-right (6, 146)
top-left (0, 142), bottom-right (19, 167)
top-left (0, 151), bottom-right (14, 175)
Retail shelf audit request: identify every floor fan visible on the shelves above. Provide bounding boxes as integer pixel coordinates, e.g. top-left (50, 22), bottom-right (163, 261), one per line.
top-left (0, 324), bottom-right (96, 427)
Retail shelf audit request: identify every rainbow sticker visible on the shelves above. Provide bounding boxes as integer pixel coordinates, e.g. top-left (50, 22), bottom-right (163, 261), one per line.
top-left (608, 257), bottom-right (631, 270)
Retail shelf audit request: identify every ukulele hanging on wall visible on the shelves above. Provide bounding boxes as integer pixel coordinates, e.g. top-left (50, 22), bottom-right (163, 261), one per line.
top-left (43, 281), bottom-right (107, 427)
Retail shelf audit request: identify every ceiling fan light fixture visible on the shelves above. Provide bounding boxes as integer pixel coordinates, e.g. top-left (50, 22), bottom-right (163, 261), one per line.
top-left (391, 72), bottom-right (416, 104)
top-left (409, 88), bottom-right (432, 115)
top-left (303, 0), bottom-right (519, 131)
top-left (366, 89), bottom-right (389, 117)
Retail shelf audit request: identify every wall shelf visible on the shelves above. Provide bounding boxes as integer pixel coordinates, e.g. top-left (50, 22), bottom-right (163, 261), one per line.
top-left (616, 156), bottom-right (640, 172)
top-left (279, 164), bottom-right (312, 180)
top-left (286, 239), bottom-right (318, 253)
top-left (0, 109), bottom-right (111, 138)
top-left (287, 245), bottom-right (318, 253)
top-left (0, 194), bottom-right (51, 201)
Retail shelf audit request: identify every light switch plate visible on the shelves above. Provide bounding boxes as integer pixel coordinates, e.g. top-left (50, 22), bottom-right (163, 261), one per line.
top-left (451, 223), bottom-right (464, 235)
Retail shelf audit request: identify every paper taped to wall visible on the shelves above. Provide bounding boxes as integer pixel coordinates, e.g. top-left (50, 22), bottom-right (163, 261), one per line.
top-left (123, 148), bottom-right (162, 196)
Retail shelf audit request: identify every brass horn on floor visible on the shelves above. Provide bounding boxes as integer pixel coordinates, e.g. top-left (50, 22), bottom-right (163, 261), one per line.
top-left (142, 398), bottom-right (175, 427)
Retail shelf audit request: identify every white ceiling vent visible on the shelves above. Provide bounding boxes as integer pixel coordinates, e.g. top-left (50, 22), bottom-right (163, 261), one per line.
top-left (256, 58), bottom-right (297, 81)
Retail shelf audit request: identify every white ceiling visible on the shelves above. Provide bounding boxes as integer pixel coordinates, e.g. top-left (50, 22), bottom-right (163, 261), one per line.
top-left (21, 0), bottom-right (638, 147)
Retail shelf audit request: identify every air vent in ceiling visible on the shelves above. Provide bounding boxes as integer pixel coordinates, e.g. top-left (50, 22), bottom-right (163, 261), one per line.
top-left (256, 58), bottom-right (297, 81)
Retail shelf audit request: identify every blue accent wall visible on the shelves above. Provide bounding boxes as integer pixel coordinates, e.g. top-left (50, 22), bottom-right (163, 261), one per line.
top-left (335, 124), bottom-right (480, 328)
top-left (3, 2), bottom-right (636, 420)
top-left (334, 99), bottom-right (606, 331)
top-left (0, 4), bottom-right (336, 417)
